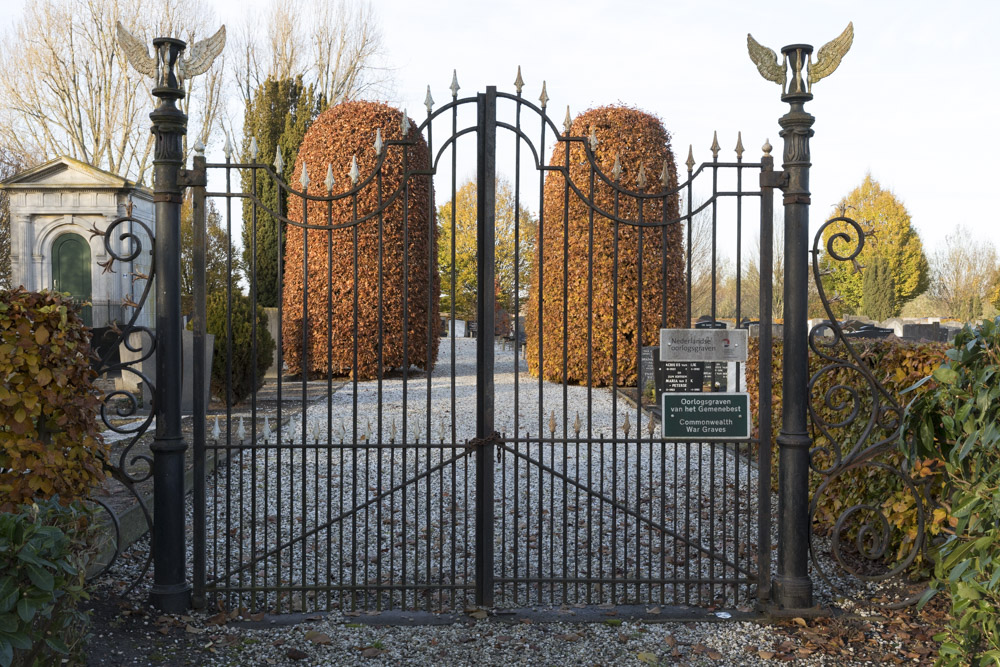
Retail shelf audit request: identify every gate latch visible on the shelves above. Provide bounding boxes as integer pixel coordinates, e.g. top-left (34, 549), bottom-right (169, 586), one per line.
top-left (466, 431), bottom-right (504, 462)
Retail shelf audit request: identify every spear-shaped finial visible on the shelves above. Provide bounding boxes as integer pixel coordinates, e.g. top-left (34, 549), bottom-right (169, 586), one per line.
top-left (438, 417), bottom-right (447, 442)
top-left (237, 415), bottom-right (246, 442)
top-left (710, 131), bottom-right (720, 160)
top-left (539, 81), bottom-right (549, 109)
top-left (274, 145), bottom-right (284, 175)
top-left (300, 163), bottom-right (310, 190)
top-left (425, 85), bottom-right (434, 114)
top-left (249, 136), bottom-right (258, 160)
top-left (659, 159), bottom-right (670, 187)
top-left (514, 65), bottom-right (524, 96)
top-left (349, 155), bottom-right (360, 185)
top-left (263, 415), bottom-right (271, 442)
top-left (611, 154), bottom-right (622, 181)
top-left (573, 412), bottom-right (581, 437)
top-left (450, 70), bottom-right (460, 99)
top-left (588, 126), bottom-right (598, 152)
top-left (223, 132), bottom-right (233, 161)
top-left (762, 138), bottom-right (772, 157)
top-left (647, 416), bottom-right (656, 438)
top-left (390, 419), bottom-right (397, 442)
top-left (548, 410), bottom-right (557, 437)
top-left (636, 163), bottom-right (647, 189)
top-left (325, 164), bottom-right (335, 194)
top-left (400, 110), bottom-right (411, 136)
top-left (735, 131), bottom-right (745, 160)
top-left (686, 145), bottom-right (695, 173)
top-left (374, 128), bottom-right (384, 155)
top-left (563, 106), bottom-right (572, 134)
top-left (622, 412), bottom-right (631, 437)
top-left (211, 415), bottom-right (220, 441)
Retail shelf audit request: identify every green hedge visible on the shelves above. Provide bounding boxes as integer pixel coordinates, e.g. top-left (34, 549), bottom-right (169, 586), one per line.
top-left (205, 291), bottom-right (275, 406)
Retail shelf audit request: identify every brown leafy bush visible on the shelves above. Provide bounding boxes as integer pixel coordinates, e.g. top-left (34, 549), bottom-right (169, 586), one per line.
top-left (0, 289), bottom-right (107, 510)
top-left (746, 335), bottom-right (949, 565)
top-left (525, 106), bottom-right (685, 386)
top-left (282, 101), bottom-right (439, 379)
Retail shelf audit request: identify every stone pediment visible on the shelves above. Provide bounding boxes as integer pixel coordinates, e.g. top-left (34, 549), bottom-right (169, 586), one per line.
top-left (0, 156), bottom-right (138, 191)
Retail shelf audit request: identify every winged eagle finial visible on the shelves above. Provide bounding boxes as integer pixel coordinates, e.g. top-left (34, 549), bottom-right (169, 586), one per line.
top-left (747, 33), bottom-right (786, 87)
top-left (808, 22), bottom-right (854, 89)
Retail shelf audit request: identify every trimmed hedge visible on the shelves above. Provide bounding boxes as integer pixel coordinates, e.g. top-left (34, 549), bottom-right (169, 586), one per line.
top-left (0, 289), bottom-right (106, 511)
top-left (282, 101), bottom-right (439, 379)
top-left (746, 335), bottom-right (949, 565)
top-left (525, 106), bottom-right (685, 387)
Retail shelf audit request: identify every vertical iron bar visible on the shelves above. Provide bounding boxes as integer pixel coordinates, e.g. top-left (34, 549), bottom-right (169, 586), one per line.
top-left (148, 36), bottom-right (190, 612)
top-left (773, 44), bottom-right (816, 610)
top-left (757, 148), bottom-right (776, 607)
top-left (475, 87), bottom-right (497, 607)
top-left (191, 149), bottom-right (207, 609)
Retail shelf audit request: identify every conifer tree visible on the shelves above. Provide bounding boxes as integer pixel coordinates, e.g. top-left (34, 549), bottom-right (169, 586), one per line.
top-left (861, 255), bottom-right (896, 320)
top-left (241, 76), bottom-right (324, 307)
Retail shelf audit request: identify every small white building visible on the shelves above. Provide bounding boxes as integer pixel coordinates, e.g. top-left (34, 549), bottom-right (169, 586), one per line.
top-left (1, 156), bottom-right (154, 328)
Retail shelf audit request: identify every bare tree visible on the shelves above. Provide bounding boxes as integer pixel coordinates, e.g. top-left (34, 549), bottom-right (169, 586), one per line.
top-left (230, 0), bottom-right (390, 110)
top-left (0, 0), bottom-right (225, 184)
top-left (929, 225), bottom-right (998, 321)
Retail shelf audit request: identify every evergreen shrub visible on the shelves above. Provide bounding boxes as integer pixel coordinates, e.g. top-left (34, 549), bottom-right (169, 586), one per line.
top-left (0, 498), bottom-right (95, 666)
top-left (205, 291), bottom-right (274, 405)
top-left (525, 106), bottom-right (686, 387)
top-left (282, 101), bottom-right (438, 379)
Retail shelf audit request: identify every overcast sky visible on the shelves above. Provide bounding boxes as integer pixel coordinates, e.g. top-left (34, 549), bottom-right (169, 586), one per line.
top-left (4, 0), bottom-right (997, 256)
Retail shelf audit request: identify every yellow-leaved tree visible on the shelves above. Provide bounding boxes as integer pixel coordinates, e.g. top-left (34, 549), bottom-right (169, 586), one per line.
top-left (437, 177), bottom-right (535, 320)
top-left (821, 174), bottom-right (929, 317)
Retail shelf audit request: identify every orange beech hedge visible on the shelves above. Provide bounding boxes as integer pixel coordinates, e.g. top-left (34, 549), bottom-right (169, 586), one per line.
top-left (282, 101), bottom-right (439, 379)
top-left (525, 106), bottom-right (685, 386)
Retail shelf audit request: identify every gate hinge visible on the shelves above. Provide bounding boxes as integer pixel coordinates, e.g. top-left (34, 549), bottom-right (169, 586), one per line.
top-left (760, 170), bottom-right (788, 189)
top-left (178, 166), bottom-right (207, 188)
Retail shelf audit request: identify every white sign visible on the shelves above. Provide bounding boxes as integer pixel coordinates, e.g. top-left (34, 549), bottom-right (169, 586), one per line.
top-left (659, 328), bottom-right (748, 362)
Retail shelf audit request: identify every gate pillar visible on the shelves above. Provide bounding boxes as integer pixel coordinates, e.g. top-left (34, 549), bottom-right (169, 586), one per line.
top-left (772, 43), bottom-right (815, 610)
top-left (148, 36), bottom-right (191, 612)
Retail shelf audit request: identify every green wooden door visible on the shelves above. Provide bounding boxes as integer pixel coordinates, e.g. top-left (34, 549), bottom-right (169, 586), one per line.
top-left (52, 233), bottom-right (92, 326)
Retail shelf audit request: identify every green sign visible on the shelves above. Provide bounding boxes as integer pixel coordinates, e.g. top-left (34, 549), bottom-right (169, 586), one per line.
top-left (660, 392), bottom-right (750, 440)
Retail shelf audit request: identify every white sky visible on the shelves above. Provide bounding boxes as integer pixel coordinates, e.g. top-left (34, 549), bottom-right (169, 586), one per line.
top-left (4, 0), bottom-right (997, 255)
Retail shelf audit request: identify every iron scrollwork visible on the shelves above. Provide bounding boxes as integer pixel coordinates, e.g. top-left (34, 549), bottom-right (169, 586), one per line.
top-left (86, 211), bottom-right (156, 589)
top-left (807, 216), bottom-right (932, 608)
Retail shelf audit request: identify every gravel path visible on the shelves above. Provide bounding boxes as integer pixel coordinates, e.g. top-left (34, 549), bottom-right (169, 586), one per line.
top-left (191, 337), bottom-right (764, 614)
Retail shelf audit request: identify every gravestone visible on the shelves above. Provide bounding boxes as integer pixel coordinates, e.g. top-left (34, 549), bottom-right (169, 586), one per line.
top-left (901, 322), bottom-right (946, 342)
top-left (694, 319), bottom-right (728, 391)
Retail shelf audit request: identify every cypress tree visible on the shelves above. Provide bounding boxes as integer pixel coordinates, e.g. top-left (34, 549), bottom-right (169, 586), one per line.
top-left (861, 255), bottom-right (897, 320)
top-left (241, 77), bottom-right (324, 307)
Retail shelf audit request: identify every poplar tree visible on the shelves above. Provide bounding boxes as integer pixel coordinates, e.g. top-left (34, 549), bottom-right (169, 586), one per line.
top-left (241, 76), bottom-right (324, 307)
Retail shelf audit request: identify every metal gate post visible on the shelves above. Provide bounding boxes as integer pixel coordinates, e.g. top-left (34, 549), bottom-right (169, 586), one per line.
top-left (772, 43), bottom-right (816, 610)
top-left (474, 87), bottom-right (497, 606)
top-left (148, 36), bottom-right (191, 612)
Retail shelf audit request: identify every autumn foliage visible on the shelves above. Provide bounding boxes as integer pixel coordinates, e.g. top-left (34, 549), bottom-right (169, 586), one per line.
top-left (0, 289), bottom-right (107, 510)
top-left (282, 101), bottom-right (439, 379)
top-left (525, 106), bottom-right (685, 386)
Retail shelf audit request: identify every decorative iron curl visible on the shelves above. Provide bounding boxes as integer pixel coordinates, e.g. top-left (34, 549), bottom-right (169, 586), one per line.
top-left (807, 216), bottom-right (929, 608)
top-left (87, 213), bottom-right (156, 590)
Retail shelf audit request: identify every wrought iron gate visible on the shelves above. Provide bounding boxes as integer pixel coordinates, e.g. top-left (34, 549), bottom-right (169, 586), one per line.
top-left (182, 77), bottom-right (776, 614)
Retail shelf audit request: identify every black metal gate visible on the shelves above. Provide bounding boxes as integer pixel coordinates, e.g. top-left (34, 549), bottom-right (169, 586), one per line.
top-left (184, 77), bottom-right (777, 614)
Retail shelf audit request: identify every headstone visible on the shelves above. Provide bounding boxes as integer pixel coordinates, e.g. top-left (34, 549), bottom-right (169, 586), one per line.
top-left (693, 320), bottom-right (728, 390)
top-left (901, 322), bottom-right (945, 342)
top-left (749, 323), bottom-right (784, 339)
top-left (844, 324), bottom-right (894, 340)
